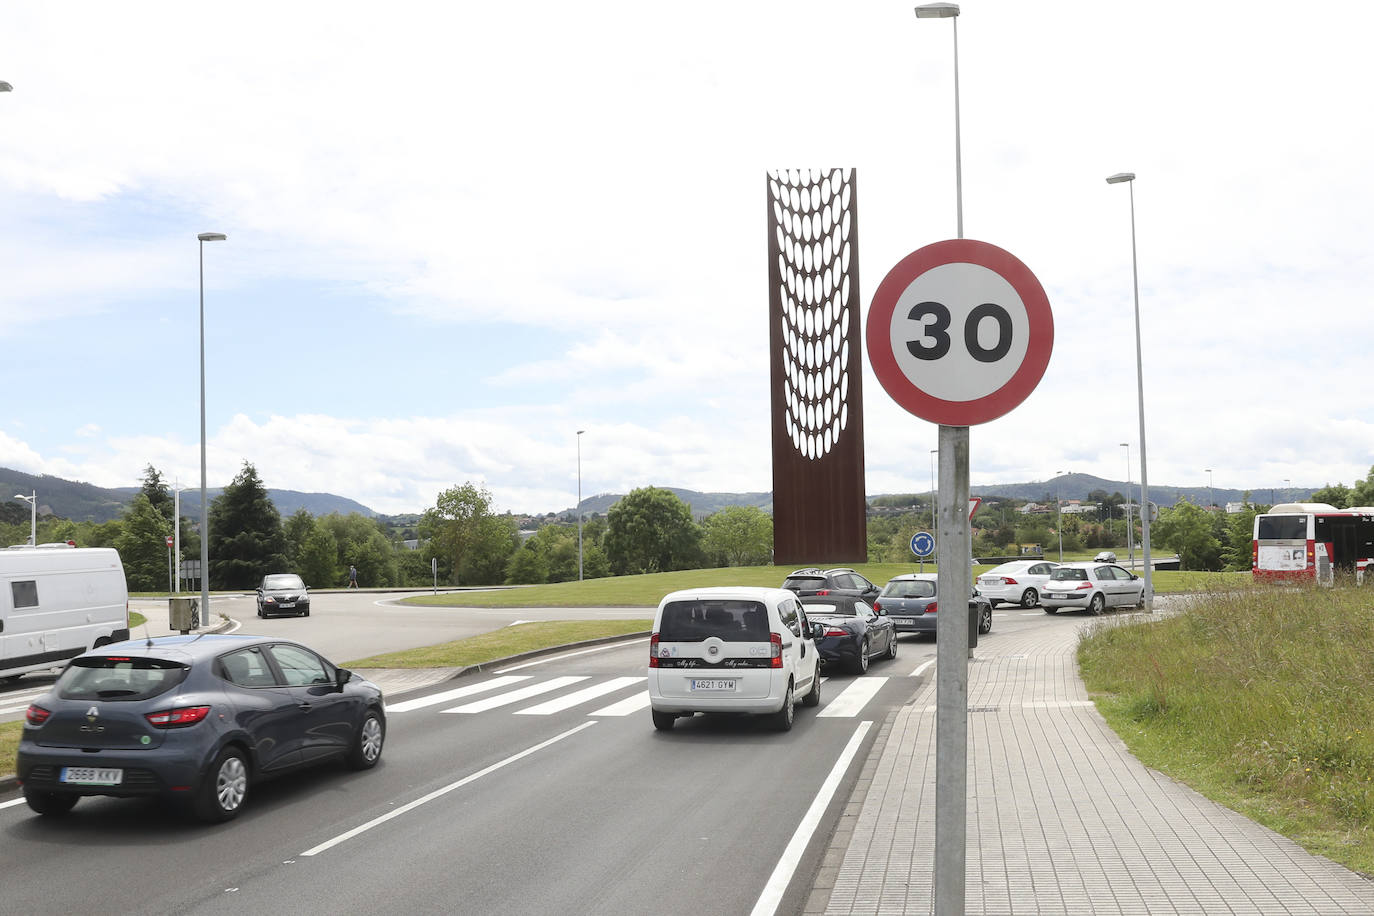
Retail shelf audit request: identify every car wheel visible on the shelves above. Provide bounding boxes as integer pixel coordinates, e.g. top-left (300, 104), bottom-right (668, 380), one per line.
top-left (194, 746), bottom-right (249, 823)
top-left (850, 640), bottom-right (870, 675)
top-left (23, 789), bottom-right (78, 816)
top-left (1020, 589), bottom-right (1039, 608)
top-left (346, 710), bottom-right (385, 770)
top-left (768, 683), bottom-right (795, 732)
top-left (301, 609), bottom-right (310, 617)
top-left (651, 709), bottom-right (676, 731)
top-left (885, 631), bottom-right (899, 660)
top-left (979, 605), bottom-right (993, 634)
top-left (802, 673), bottom-right (821, 707)
top-left (256, 606), bottom-right (263, 618)
top-left (1088, 593), bottom-right (1105, 616)
top-left (1044, 606), bottom-right (1058, 615)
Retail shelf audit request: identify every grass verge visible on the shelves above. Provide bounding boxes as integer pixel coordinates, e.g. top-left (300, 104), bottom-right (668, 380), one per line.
top-left (400, 564), bottom-right (1244, 608)
top-left (342, 619), bottom-right (651, 669)
top-left (1, 721), bottom-right (18, 778)
top-left (129, 611), bottom-right (146, 629)
top-left (1078, 582), bottom-right (1374, 875)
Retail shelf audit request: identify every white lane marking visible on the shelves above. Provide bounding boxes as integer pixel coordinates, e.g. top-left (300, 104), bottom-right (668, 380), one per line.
top-left (300, 722), bottom-right (596, 857)
top-left (906, 658), bottom-right (935, 679)
top-left (440, 676), bottom-right (589, 714)
top-left (817, 677), bottom-right (888, 718)
top-left (590, 691), bottom-right (652, 716)
top-left (749, 720), bottom-right (872, 916)
top-left (514, 676), bottom-right (646, 716)
top-left (1, 797), bottom-right (28, 811)
top-left (495, 640), bottom-right (646, 673)
top-left (384, 676), bottom-right (532, 713)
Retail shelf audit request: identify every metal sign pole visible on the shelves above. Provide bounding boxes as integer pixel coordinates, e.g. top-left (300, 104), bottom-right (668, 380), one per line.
top-left (934, 423), bottom-right (970, 914)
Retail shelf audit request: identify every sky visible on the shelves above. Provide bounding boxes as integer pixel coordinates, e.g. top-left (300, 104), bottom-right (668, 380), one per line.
top-left (3, 1), bottom-right (1373, 517)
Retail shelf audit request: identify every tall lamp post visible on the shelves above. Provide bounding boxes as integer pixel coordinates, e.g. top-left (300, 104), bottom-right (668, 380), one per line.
top-left (0, 81), bottom-right (12, 92)
top-left (1106, 172), bottom-right (1152, 609)
top-left (915, 4), bottom-right (965, 913)
top-left (1284, 479), bottom-right (1291, 503)
top-left (1120, 443), bottom-right (1133, 566)
top-left (576, 429), bottom-right (585, 581)
top-left (1056, 471), bottom-right (1064, 561)
top-left (198, 232), bottom-right (227, 625)
top-left (15, 491), bottom-right (36, 545)
top-left (929, 448), bottom-right (938, 534)
top-left (1205, 468), bottom-right (1213, 510)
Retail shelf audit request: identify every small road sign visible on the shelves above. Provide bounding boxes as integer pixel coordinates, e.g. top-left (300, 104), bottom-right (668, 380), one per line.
top-left (911, 531), bottom-right (935, 557)
top-left (867, 239), bottom-right (1053, 426)
top-left (166, 536), bottom-right (174, 548)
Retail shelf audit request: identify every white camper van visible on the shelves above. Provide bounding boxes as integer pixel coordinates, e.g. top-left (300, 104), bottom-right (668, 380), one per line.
top-left (1, 544), bottom-right (130, 682)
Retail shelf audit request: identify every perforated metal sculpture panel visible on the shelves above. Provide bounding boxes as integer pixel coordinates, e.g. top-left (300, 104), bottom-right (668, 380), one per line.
top-left (767, 169), bottom-right (867, 565)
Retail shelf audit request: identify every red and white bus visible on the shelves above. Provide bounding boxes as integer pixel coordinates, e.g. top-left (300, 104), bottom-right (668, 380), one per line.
top-left (1252, 503), bottom-right (1374, 583)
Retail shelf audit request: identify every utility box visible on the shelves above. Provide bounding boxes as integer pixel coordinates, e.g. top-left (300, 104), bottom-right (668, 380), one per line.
top-left (169, 596), bottom-right (198, 633)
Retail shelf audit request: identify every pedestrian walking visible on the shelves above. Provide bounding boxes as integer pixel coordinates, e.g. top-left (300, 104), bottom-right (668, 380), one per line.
top-left (348, 564), bottom-right (358, 588)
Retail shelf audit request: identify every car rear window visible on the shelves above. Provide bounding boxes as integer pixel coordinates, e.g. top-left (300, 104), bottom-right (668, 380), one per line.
top-left (782, 576), bottom-right (825, 592)
top-left (56, 656), bottom-right (190, 701)
top-left (659, 599), bottom-right (772, 642)
top-left (1050, 568), bottom-right (1088, 581)
top-left (881, 580), bottom-right (936, 598)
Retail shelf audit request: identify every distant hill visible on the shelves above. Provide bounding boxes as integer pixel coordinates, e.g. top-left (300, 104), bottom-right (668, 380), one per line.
top-left (0, 467), bottom-right (376, 523)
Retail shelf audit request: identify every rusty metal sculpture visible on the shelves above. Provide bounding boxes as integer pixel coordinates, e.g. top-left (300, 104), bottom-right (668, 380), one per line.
top-left (767, 169), bottom-right (867, 565)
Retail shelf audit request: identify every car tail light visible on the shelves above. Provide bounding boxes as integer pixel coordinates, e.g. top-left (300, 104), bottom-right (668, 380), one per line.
top-left (816, 589), bottom-right (831, 596)
top-left (872, 600), bottom-right (883, 612)
top-left (770, 632), bottom-right (783, 668)
top-left (1076, 582), bottom-right (1093, 590)
top-left (25, 705), bottom-right (50, 726)
top-left (823, 627), bottom-right (848, 637)
top-left (925, 602), bottom-right (938, 614)
top-left (144, 705), bottom-right (211, 728)
top-left (999, 576), bottom-right (1017, 585)
top-left (649, 633), bottom-right (660, 668)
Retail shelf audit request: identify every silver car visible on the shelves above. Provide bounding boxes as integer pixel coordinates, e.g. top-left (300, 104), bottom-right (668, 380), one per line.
top-left (975, 560), bottom-right (1059, 608)
top-left (1040, 562), bottom-right (1144, 615)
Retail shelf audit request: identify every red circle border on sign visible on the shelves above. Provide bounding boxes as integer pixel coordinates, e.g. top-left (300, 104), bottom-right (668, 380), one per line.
top-left (866, 238), bottom-right (1054, 426)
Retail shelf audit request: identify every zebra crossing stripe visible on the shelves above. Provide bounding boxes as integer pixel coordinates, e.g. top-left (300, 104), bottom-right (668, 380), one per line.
top-left (385, 676), bottom-right (532, 713)
top-left (589, 691), bottom-right (652, 717)
top-left (441, 676), bottom-right (589, 714)
top-left (817, 677), bottom-right (888, 717)
top-left (515, 676), bottom-right (646, 716)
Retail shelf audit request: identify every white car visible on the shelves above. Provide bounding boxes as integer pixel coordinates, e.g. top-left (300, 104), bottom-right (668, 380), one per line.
top-left (975, 560), bottom-right (1059, 608)
top-left (1039, 562), bottom-right (1145, 615)
top-left (647, 586), bottom-right (822, 732)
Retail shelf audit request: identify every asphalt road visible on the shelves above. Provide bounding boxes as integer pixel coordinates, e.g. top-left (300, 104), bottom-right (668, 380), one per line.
top-left (1, 598), bottom-right (1084, 914)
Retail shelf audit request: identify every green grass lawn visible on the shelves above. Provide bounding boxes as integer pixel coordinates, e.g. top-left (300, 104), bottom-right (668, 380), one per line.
top-left (343, 619), bottom-right (650, 669)
top-left (1079, 581), bottom-right (1374, 875)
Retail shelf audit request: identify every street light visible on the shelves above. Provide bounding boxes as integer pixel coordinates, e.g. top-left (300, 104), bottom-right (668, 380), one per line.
top-left (915, 3), bottom-right (963, 239)
top-left (0, 81), bottom-right (12, 92)
top-left (1106, 171), bottom-right (1152, 610)
top-left (198, 232), bottom-right (227, 626)
top-left (1056, 471), bottom-right (1064, 561)
top-left (576, 429), bottom-right (585, 581)
top-left (1284, 479), bottom-right (1291, 503)
top-left (929, 448), bottom-right (938, 531)
top-left (14, 491), bottom-right (35, 545)
top-left (1120, 443), bottom-right (1133, 567)
top-left (1205, 468), bottom-right (1213, 510)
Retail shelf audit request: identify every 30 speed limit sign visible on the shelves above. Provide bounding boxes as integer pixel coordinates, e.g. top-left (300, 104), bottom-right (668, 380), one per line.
top-left (867, 239), bottom-right (1053, 426)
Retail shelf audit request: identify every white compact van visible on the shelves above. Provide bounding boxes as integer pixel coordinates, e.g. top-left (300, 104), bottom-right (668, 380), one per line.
top-left (0, 545), bottom-right (130, 682)
top-left (647, 586), bottom-right (822, 732)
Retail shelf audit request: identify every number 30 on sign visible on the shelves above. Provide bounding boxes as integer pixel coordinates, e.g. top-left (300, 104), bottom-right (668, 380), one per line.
top-left (866, 239), bottom-right (1053, 426)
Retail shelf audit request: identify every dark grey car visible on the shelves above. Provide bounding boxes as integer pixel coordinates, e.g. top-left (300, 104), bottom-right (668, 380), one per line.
top-left (257, 573), bottom-right (310, 618)
top-left (15, 634), bottom-right (385, 822)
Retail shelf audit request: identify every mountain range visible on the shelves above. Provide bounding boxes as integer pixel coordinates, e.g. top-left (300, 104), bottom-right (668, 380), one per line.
top-left (0, 466), bottom-right (1311, 526)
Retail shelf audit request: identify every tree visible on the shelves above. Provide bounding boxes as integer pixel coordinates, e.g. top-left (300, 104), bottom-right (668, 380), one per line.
top-left (208, 462), bottom-right (289, 589)
top-left (505, 540), bottom-right (549, 584)
top-left (1310, 483), bottom-right (1352, 508)
top-left (139, 464), bottom-right (175, 523)
top-left (460, 515), bottom-right (521, 585)
top-left (421, 483), bottom-right (498, 585)
top-left (702, 506), bottom-right (773, 567)
top-left (318, 512), bottom-right (397, 587)
top-left (1220, 496), bottom-right (1260, 571)
top-left (116, 494), bottom-right (173, 591)
top-left (604, 487), bottom-right (704, 575)
top-left (1151, 498), bottom-right (1222, 570)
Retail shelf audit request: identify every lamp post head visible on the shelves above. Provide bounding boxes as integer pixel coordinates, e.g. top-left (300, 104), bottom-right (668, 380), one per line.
top-left (0, 81), bottom-right (12, 92)
top-left (915, 2), bottom-right (960, 17)
top-left (197, 232), bottom-right (227, 242)
top-left (576, 429), bottom-right (585, 436)
top-left (1106, 172), bottom-right (1136, 185)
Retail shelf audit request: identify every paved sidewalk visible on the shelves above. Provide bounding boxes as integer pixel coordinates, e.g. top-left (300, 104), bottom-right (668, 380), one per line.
top-left (811, 617), bottom-right (1374, 915)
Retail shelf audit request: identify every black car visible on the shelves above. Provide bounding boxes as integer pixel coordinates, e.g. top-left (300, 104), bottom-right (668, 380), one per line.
top-left (799, 595), bottom-right (897, 674)
top-left (16, 634), bottom-right (385, 822)
top-left (782, 567), bottom-right (881, 603)
top-left (257, 573), bottom-right (310, 618)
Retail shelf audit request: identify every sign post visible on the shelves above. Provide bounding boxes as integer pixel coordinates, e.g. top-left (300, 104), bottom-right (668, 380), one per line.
top-left (868, 237), bottom-right (1053, 914)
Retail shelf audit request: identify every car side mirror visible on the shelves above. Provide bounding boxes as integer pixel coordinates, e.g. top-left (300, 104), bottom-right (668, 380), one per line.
top-left (335, 668), bottom-right (352, 689)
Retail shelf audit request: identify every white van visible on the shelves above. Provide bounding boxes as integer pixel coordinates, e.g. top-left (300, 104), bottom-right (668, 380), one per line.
top-left (647, 586), bottom-right (822, 732)
top-left (1, 545), bottom-right (130, 682)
